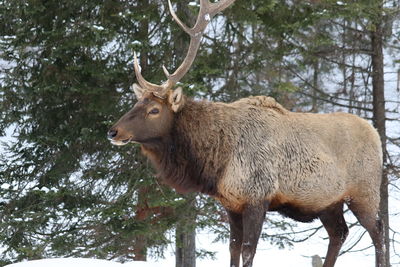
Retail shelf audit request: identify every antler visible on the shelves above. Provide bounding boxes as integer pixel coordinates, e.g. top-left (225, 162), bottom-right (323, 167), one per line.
top-left (134, 0), bottom-right (236, 97)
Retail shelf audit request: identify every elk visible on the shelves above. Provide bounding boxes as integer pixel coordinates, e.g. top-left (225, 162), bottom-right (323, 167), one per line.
top-left (108, 0), bottom-right (386, 266)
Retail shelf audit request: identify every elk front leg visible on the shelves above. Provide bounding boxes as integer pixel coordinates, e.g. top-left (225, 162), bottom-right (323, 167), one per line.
top-left (241, 202), bottom-right (268, 267)
top-left (227, 210), bottom-right (243, 267)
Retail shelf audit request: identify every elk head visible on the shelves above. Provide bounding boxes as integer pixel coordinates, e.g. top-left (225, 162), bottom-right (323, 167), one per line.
top-left (108, 0), bottom-right (235, 145)
top-left (107, 85), bottom-right (184, 145)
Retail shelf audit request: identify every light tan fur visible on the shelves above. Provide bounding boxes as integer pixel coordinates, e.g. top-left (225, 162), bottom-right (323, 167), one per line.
top-left (213, 97), bottom-right (382, 215)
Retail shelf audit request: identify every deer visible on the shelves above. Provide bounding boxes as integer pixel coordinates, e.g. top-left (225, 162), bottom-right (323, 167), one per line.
top-left (107, 0), bottom-right (386, 266)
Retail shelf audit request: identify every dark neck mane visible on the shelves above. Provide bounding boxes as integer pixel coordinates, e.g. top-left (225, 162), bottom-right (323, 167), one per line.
top-left (141, 99), bottom-right (234, 196)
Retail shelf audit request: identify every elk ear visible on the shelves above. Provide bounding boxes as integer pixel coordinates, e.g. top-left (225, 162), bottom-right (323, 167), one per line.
top-left (132, 83), bottom-right (145, 99)
top-left (169, 87), bottom-right (184, 113)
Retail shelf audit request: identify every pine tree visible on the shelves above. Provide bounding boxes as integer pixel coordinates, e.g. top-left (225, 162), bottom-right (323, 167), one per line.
top-left (0, 0), bottom-right (180, 264)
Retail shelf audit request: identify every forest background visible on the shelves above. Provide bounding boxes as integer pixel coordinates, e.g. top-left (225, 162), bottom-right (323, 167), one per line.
top-left (0, 0), bottom-right (399, 266)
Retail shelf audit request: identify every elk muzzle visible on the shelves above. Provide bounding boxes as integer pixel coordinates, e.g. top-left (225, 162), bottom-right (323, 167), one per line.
top-left (107, 127), bottom-right (133, 146)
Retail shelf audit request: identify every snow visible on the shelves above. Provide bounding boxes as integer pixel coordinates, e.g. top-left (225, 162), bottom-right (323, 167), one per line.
top-left (92, 25), bottom-right (105, 31)
top-left (3, 227), bottom-right (382, 267)
top-left (188, 2), bottom-right (199, 7)
top-left (1, 183), bottom-right (10, 190)
top-left (5, 258), bottom-right (155, 267)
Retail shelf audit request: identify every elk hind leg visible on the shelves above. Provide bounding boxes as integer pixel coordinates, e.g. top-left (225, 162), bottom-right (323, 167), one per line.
top-left (348, 199), bottom-right (387, 267)
top-left (319, 202), bottom-right (349, 267)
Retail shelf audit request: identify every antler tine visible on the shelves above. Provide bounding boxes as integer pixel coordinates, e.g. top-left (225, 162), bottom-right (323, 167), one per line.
top-left (167, 0), bottom-right (193, 36)
top-left (162, 65), bottom-right (171, 78)
top-left (165, 0), bottom-right (235, 87)
top-left (133, 52), bottom-right (164, 92)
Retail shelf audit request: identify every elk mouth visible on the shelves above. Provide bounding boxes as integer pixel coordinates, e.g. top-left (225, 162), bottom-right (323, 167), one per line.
top-left (110, 137), bottom-right (132, 146)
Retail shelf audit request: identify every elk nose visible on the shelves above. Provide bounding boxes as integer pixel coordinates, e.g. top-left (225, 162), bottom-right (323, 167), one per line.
top-left (107, 129), bottom-right (118, 140)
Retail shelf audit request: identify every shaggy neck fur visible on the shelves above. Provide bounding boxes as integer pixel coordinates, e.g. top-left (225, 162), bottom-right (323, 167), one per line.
top-left (141, 98), bottom-right (235, 195)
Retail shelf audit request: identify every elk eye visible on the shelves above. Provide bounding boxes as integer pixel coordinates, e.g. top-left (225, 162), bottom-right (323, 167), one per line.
top-left (149, 108), bottom-right (159, 115)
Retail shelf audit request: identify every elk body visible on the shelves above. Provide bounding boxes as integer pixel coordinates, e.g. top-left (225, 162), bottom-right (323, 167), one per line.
top-left (108, 1), bottom-right (386, 266)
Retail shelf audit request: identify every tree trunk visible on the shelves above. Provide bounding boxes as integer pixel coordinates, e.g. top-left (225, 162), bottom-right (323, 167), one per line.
top-left (133, 186), bottom-right (149, 261)
top-left (172, 2), bottom-right (197, 266)
top-left (175, 221), bottom-right (196, 267)
top-left (138, 0), bottom-right (149, 73)
top-left (132, 0), bottom-right (150, 261)
top-left (175, 195), bottom-right (197, 267)
top-left (311, 59), bottom-right (319, 112)
top-left (370, 3), bottom-right (390, 266)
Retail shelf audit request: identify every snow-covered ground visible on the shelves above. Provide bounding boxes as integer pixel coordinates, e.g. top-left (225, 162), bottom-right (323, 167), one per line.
top-left (5, 222), bottom-right (388, 267)
top-left (5, 258), bottom-right (151, 267)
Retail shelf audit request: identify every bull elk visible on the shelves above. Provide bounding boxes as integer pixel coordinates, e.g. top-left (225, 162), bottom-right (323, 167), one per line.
top-left (108, 0), bottom-right (386, 266)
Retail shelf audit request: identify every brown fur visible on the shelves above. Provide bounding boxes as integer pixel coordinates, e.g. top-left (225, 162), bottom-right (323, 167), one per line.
top-left (141, 98), bottom-right (236, 195)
